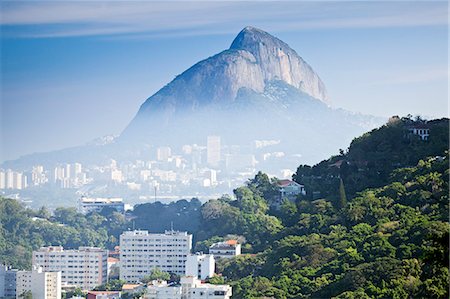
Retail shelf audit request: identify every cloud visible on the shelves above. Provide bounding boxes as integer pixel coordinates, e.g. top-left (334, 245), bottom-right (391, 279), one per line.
top-left (0, 1), bottom-right (448, 39)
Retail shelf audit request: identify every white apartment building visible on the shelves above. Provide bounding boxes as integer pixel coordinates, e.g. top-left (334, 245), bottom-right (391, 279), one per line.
top-left (185, 254), bottom-right (215, 280)
top-left (206, 136), bottom-right (221, 167)
top-left (0, 171), bottom-right (6, 189)
top-left (78, 196), bottom-right (125, 214)
top-left (16, 266), bottom-right (61, 299)
top-left (32, 246), bottom-right (108, 290)
top-left (145, 277), bottom-right (231, 299)
top-left (145, 280), bottom-right (182, 299)
top-left (181, 276), bottom-right (232, 299)
top-left (0, 170), bottom-right (27, 190)
top-left (120, 230), bottom-right (192, 282)
top-left (209, 240), bottom-right (241, 259)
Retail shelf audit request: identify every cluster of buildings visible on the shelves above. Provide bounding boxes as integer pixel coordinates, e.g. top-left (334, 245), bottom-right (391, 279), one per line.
top-left (0, 136), bottom-right (303, 207)
top-left (0, 230), bottom-right (241, 299)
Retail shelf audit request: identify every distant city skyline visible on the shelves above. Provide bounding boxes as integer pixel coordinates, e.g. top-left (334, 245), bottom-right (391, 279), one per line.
top-left (1, 1), bottom-right (448, 162)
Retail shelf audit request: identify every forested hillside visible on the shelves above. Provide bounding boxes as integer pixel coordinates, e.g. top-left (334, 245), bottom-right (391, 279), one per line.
top-left (0, 117), bottom-right (448, 298)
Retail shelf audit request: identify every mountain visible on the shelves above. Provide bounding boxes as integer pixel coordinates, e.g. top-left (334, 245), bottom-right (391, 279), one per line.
top-left (121, 26), bottom-right (381, 161)
top-left (2, 26), bottom-right (382, 170)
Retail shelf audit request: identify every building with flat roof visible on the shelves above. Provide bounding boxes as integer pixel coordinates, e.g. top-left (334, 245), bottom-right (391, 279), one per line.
top-left (16, 266), bottom-right (61, 299)
top-left (144, 277), bottom-right (232, 299)
top-left (120, 230), bottom-right (192, 282)
top-left (78, 196), bottom-right (125, 214)
top-left (0, 265), bottom-right (18, 299)
top-left (32, 246), bottom-right (107, 290)
top-left (185, 254), bottom-right (215, 280)
top-left (209, 240), bottom-right (241, 259)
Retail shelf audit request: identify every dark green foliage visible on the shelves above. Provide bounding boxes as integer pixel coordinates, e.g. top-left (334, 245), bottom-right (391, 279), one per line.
top-left (132, 198), bottom-right (202, 233)
top-left (293, 117), bottom-right (449, 201)
top-left (339, 178), bottom-right (347, 209)
top-left (0, 117), bottom-right (448, 298)
top-left (92, 279), bottom-right (126, 291)
top-left (140, 268), bottom-right (171, 283)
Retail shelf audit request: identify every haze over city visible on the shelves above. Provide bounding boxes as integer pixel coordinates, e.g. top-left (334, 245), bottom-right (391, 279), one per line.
top-left (1, 1), bottom-right (448, 162)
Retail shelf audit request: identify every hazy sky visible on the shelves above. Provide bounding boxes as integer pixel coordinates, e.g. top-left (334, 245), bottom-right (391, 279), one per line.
top-left (0, 1), bottom-right (448, 162)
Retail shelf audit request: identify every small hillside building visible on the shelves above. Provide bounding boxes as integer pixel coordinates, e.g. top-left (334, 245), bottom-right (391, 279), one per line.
top-left (277, 179), bottom-right (306, 201)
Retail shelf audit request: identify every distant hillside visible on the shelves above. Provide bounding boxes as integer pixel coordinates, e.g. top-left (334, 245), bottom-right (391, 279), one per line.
top-left (293, 116), bottom-right (449, 202)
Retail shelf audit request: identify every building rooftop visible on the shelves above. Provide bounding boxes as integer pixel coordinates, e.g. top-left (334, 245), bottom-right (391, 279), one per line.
top-left (80, 197), bottom-right (123, 204)
top-left (121, 230), bottom-right (190, 237)
top-left (210, 241), bottom-right (240, 249)
top-left (36, 246), bottom-right (106, 253)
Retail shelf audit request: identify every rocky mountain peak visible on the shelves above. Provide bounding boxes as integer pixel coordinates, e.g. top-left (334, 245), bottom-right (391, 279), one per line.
top-left (230, 26), bottom-right (328, 104)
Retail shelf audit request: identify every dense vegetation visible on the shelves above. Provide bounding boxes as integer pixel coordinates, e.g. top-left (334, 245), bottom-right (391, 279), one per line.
top-left (0, 117), bottom-right (448, 298)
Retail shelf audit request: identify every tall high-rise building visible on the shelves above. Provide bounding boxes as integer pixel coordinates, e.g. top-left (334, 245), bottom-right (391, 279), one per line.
top-left (16, 266), bottom-right (61, 299)
top-left (32, 246), bottom-right (107, 290)
top-left (157, 147), bottom-right (172, 161)
top-left (72, 163), bottom-right (82, 177)
top-left (32, 165), bottom-right (47, 186)
top-left (120, 230), bottom-right (192, 283)
top-left (0, 265), bottom-right (18, 298)
top-left (185, 254), bottom-right (215, 280)
top-left (64, 164), bottom-right (71, 179)
top-left (5, 170), bottom-right (14, 189)
top-left (0, 171), bottom-right (5, 189)
top-left (207, 136), bottom-right (221, 167)
top-left (53, 166), bottom-right (65, 183)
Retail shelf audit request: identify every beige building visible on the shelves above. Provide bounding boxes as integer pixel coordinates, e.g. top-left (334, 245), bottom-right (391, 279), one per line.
top-left (32, 246), bottom-right (107, 291)
top-left (16, 266), bottom-right (61, 299)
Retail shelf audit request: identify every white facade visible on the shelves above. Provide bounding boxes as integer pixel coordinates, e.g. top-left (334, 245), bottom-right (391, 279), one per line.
top-left (78, 196), bottom-right (125, 214)
top-left (120, 230), bottom-right (192, 282)
top-left (278, 179), bottom-right (306, 201)
top-left (144, 277), bottom-right (231, 299)
top-left (32, 246), bottom-right (107, 290)
top-left (182, 277), bottom-right (232, 299)
top-left (157, 147), bottom-right (172, 161)
top-left (409, 127), bottom-right (430, 141)
top-left (185, 254), bottom-right (215, 280)
top-left (209, 241), bottom-right (241, 259)
top-left (145, 280), bottom-right (182, 299)
top-left (1, 170), bottom-right (26, 190)
top-left (207, 136), bottom-right (221, 167)
top-left (16, 267), bottom-right (61, 299)
top-left (0, 171), bottom-right (5, 189)
top-left (0, 265), bottom-right (17, 298)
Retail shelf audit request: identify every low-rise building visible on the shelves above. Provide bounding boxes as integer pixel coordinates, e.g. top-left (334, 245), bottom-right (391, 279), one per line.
top-left (407, 126), bottom-right (430, 141)
top-left (16, 266), bottom-right (61, 299)
top-left (32, 246), bottom-right (108, 290)
top-left (277, 179), bottom-right (306, 201)
top-left (181, 276), bottom-right (232, 299)
top-left (145, 280), bottom-right (182, 299)
top-left (209, 240), bottom-right (241, 259)
top-left (144, 277), bottom-right (232, 299)
top-left (86, 291), bottom-right (121, 299)
top-left (120, 230), bottom-right (192, 282)
top-left (185, 254), bottom-right (215, 280)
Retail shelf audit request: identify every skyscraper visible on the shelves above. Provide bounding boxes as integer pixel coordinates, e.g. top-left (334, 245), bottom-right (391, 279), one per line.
top-left (207, 136), bottom-right (221, 167)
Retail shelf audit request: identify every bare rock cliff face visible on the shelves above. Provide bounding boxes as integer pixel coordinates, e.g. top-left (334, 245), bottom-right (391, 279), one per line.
top-left (230, 26), bottom-right (328, 104)
top-left (133, 26), bottom-right (328, 121)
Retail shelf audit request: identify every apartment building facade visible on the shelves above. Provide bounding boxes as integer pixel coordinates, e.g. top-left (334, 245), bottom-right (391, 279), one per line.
top-left (120, 230), bottom-right (192, 282)
top-left (32, 246), bottom-right (108, 290)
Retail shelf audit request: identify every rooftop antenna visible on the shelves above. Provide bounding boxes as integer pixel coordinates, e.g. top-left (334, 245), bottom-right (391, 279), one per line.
top-left (171, 221), bottom-right (174, 232)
